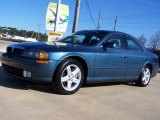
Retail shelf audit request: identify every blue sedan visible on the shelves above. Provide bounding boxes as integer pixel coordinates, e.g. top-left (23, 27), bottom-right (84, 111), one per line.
top-left (1, 30), bottom-right (159, 94)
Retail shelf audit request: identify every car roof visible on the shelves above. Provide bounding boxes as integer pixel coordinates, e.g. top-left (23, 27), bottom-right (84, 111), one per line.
top-left (76, 30), bottom-right (127, 35)
top-left (77, 30), bottom-right (138, 39)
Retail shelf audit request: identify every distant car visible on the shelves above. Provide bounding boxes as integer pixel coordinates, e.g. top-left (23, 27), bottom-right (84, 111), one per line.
top-left (1, 30), bottom-right (159, 94)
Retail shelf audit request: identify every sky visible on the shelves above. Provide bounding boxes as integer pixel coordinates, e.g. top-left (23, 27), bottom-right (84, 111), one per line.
top-left (0, 0), bottom-right (160, 38)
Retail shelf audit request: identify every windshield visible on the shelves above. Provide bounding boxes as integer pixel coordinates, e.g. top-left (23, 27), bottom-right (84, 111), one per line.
top-left (58, 31), bottom-right (108, 45)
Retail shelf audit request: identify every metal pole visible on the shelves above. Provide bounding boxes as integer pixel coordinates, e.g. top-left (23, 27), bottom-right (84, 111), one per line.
top-left (72, 0), bottom-right (81, 33)
top-left (54, 0), bottom-right (61, 32)
top-left (114, 16), bottom-right (118, 31)
top-left (97, 7), bottom-right (101, 30)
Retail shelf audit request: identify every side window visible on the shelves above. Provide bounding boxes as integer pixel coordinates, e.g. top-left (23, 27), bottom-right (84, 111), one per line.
top-left (74, 35), bottom-right (86, 43)
top-left (127, 37), bottom-right (142, 51)
top-left (105, 34), bottom-right (125, 49)
top-left (89, 36), bottom-right (100, 45)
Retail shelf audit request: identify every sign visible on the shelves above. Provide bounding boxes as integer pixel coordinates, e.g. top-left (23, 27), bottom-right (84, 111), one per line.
top-left (48, 32), bottom-right (63, 42)
top-left (46, 2), bottom-right (69, 33)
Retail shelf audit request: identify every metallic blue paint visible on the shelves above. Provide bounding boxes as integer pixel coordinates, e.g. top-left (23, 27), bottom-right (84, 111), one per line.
top-left (1, 31), bottom-right (159, 84)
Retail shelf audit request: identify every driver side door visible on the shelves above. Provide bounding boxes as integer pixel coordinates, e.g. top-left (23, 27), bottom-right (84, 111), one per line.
top-left (94, 33), bottom-right (128, 82)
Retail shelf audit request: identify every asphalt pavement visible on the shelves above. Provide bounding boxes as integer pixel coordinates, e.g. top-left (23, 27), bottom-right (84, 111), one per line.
top-left (0, 40), bottom-right (160, 120)
top-left (0, 67), bottom-right (160, 120)
top-left (0, 39), bottom-right (16, 52)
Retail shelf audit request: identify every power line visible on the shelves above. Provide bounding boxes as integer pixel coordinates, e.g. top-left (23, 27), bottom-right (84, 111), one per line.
top-left (84, 0), bottom-right (96, 28)
top-left (139, 0), bottom-right (160, 7)
top-left (100, 13), bottom-right (160, 21)
top-left (71, 0), bottom-right (76, 4)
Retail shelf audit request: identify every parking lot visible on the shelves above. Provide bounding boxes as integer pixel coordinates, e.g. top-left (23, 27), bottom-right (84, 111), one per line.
top-left (0, 40), bottom-right (160, 120)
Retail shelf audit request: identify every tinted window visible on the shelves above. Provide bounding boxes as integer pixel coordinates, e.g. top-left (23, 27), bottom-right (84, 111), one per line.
top-left (127, 36), bottom-right (142, 51)
top-left (105, 34), bottom-right (126, 49)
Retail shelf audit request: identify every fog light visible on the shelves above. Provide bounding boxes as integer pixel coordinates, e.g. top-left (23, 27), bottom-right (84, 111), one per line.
top-left (23, 70), bottom-right (31, 78)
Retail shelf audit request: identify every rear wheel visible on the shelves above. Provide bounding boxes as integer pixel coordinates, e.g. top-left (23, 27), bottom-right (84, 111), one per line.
top-left (52, 59), bottom-right (84, 95)
top-left (135, 66), bottom-right (151, 87)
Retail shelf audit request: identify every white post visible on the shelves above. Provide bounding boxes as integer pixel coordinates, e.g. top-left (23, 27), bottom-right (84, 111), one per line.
top-left (54, 0), bottom-right (61, 32)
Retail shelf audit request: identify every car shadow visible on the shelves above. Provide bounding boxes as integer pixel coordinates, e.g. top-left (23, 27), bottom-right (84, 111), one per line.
top-left (0, 66), bottom-right (55, 94)
top-left (0, 66), bottom-right (136, 94)
top-left (82, 81), bottom-right (135, 88)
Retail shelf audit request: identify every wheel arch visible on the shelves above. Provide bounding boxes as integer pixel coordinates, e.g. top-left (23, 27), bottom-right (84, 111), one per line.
top-left (52, 55), bottom-right (89, 84)
top-left (143, 63), bottom-right (153, 73)
top-left (136, 62), bottom-right (153, 87)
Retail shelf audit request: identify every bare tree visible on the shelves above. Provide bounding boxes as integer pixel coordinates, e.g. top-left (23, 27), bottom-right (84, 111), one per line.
top-left (149, 31), bottom-right (160, 50)
top-left (137, 34), bottom-right (147, 46)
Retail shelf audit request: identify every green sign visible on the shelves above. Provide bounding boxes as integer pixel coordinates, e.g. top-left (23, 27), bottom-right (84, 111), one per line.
top-left (46, 2), bottom-right (69, 33)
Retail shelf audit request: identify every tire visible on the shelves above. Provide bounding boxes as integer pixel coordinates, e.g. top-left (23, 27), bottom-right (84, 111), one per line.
top-left (52, 59), bottom-right (84, 95)
top-left (135, 65), bottom-right (151, 87)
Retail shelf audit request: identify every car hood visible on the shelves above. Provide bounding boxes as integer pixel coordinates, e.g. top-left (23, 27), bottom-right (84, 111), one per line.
top-left (10, 42), bottom-right (94, 52)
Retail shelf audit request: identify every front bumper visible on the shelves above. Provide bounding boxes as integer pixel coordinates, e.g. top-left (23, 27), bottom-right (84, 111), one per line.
top-left (1, 53), bottom-right (59, 83)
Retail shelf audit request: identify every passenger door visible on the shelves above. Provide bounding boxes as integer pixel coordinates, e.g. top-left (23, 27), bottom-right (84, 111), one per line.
top-left (94, 33), bottom-right (128, 82)
top-left (125, 35), bottom-right (146, 80)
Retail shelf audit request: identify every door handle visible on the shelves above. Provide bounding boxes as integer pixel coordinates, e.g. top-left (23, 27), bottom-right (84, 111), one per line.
top-left (121, 56), bottom-right (127, 58)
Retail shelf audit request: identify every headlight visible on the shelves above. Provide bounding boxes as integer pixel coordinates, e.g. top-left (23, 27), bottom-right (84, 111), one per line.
top-left (23, 50), bottom-right (49, 60)
top-left (39, 51), bottom-right (49, 59)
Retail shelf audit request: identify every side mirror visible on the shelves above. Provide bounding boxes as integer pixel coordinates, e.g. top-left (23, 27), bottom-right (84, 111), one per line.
top-left (102, 42), bottom-right (114, 50)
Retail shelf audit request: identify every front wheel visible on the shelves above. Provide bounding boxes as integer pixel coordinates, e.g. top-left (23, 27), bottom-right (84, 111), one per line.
top-left (52, 59), bottom-right (84, 95)
top-left (135, 66), bottom-right (151, 87)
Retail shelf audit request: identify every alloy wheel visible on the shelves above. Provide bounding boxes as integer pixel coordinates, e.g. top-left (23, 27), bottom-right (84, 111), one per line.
top-left (142, 67), bottom-right (151, 85)
top-left (61, 64), bottom-right (82, 91)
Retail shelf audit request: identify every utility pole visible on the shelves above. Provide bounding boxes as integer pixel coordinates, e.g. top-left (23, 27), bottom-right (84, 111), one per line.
top-left (97, 6), bottom-right (101, 30)
top-left (114, 16), bottom-right (118, 31)
top-left (54, 0), bottom-right (61, 32)
top-left (72, 0), bottom-right (81, 33)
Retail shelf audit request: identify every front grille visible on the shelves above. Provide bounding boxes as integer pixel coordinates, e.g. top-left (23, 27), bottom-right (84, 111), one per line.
top-left (7, 46), bottom-right (24, 56)
top-left (2, 64), bottom-right (23, 77)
